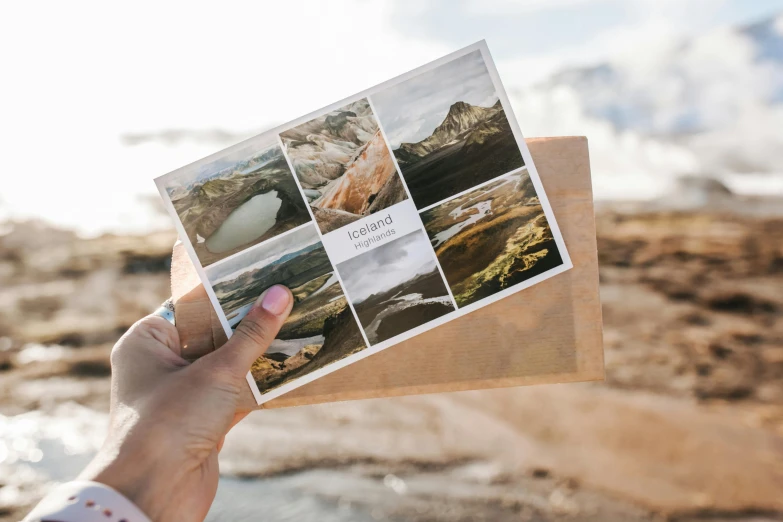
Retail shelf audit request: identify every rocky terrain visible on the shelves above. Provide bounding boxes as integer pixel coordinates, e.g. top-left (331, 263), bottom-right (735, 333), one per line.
top-left (393, 100), bottom-right (525, 209)
top-left (279, 305), bottom-right (368, 385)
top-left (169, 146), bottom-right (310, 266)
top-left (1, 195), bottom-right (782, 521)
top-left (316, 132), bottom-right (400, 214)
top-left (280, 99), bottom-right (407, 234)
top-left (421, 169), bottom-right (563, 307)
top-left (596, 207), bottom-right (783, 405)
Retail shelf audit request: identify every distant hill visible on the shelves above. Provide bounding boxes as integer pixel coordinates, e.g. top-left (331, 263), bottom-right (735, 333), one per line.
top-left (214, 244), bottom-right (329, 298)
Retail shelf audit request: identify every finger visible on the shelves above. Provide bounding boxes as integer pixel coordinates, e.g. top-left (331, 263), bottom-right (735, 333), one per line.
top-left (204, 285), bottom-right (293, 376)
top-left (112, 315), bottom-right (188, 370)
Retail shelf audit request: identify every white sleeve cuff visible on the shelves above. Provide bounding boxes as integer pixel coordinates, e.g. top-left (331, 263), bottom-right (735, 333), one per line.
top-left (23, 480), bottom-right (152, 522)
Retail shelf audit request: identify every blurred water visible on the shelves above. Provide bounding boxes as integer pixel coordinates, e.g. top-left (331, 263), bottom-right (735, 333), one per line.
top-left (209, 475), bottom-right (377, 522)
top-left (0, 403), bottom-right (409, 521)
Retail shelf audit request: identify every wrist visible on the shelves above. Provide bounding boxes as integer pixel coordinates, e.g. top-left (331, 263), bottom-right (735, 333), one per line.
top-left (81, 438), bottom-right (181, 520)
top-left (24, 481), bottom-right (152, 522)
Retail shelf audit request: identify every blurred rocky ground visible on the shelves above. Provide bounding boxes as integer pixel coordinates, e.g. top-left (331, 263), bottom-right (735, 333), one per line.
top-left (1, 190), bottom-right (782, 521)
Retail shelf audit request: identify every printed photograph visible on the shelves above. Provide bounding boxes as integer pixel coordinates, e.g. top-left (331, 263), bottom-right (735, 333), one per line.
top-left (163, 136), bottom-right (311, 266)
top-left (337, 230), bottom-right (455, 345)
top-left (372, 50), bottom-right (525, 210)
top-left (205, 225), bottom-right (366, 395)
top-left (420, 169), bottom-right (563, 307)
top-left (280, 98), bottom-right (408, 235)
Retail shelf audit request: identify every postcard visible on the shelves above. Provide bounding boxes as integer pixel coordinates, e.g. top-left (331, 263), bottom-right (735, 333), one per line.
top-left (155, 41), bottom-right (573, 404)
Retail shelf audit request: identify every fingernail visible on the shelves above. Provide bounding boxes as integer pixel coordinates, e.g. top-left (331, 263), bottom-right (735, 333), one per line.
top-left (257, 285), bottom-right (290, 316)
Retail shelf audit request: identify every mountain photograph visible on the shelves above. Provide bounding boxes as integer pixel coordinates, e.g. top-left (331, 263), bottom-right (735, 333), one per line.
top-left (279, 99), bottom-right (408, 234)
top-left (371, 50), bottom-right (524, 210)
top-left (206, 225), bottom-right (366, 395)
top-left (420, 169), bottom-right (563, 307)
top-left (163, 136), bottom-right (311, 266)
top-left (337, 230), bottom-right (454, 345)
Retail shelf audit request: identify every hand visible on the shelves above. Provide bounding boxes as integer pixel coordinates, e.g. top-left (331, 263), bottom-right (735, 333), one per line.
top-left (79, 285), bottom-right (293, 521)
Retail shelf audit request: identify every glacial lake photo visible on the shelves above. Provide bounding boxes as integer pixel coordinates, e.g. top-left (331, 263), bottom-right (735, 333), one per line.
top-left (161, 138), bottom-right (311, 266)
top-left (205, 190), bottom-right (282, 253)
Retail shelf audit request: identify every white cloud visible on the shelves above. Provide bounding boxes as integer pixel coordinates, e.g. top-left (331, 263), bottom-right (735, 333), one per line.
top-left (505, 12), bottom-right (783, 198)
top-left (2, 0), bottom-right (781, 235)
top-left (0, 0), bottom-right (451, 236)
top-left (507, 86), bottom-right (700, 200)
top-left (463, 0), bottom-right (596, 15)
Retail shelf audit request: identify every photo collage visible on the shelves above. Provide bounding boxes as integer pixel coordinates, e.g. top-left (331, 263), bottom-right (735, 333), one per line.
top-left (156, 43), bottom-right (570, 403)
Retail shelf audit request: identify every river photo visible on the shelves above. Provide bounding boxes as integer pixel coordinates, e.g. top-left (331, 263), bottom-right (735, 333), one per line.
top-left (337, 230), bottom-right (455, 345)
top-left (421, 168), bottom-right (563, 307)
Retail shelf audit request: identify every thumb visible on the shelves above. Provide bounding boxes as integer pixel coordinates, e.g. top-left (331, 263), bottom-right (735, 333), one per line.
top-left (204, 285), bottom-right (293, 377)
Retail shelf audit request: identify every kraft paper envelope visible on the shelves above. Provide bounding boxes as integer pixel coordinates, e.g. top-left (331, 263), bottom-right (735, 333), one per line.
top-left (171, 136), bottom-right (604, 411)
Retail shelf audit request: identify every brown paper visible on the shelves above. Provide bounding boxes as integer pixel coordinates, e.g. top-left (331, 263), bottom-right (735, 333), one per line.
top-left (172, 136), bottom-right (604, 410)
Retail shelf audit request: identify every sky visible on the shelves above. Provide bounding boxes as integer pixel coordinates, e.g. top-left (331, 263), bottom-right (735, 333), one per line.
top-left (372, 50), bottom-right (498, 148)
top-left (159, 133), bottom-right (281, 192)
top-left (205, 224), bottom-right (321, 284)
top-left (337, 230), bottom-right (438, 303)
top-left (1, 0), bottom-right (782, 236)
